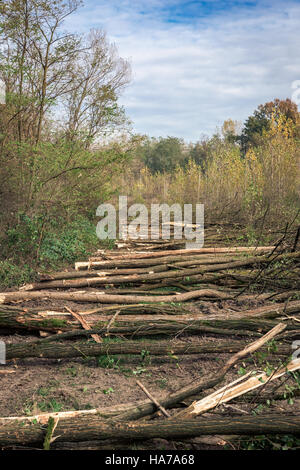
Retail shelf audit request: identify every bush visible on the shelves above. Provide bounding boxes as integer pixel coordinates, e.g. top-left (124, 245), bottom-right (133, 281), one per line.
top-left (0, 261), bottom-right (35, 288)
top-left (0, 215), bottom-right (100, 287)
top-left (39, 217), bottom-right (99, 267)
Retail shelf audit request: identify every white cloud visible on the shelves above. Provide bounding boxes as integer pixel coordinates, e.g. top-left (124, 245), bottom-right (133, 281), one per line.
top-left (64, 0), bottom-right (300, 141)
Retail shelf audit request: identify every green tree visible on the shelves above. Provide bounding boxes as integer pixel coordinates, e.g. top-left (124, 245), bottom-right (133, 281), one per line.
top-left (0, 0), bottom-right (133, 265)
top-left (143, 136), bottom-right (185, 173)
top-left (239, 98), bottom-right (300, 152)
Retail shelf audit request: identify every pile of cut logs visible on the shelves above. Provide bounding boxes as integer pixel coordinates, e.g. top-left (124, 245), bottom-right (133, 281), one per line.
top-left (0, 238), bottom-right (299, 449)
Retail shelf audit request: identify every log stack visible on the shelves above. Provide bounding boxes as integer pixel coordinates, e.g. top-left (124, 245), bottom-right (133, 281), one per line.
top-left (0, 238), bottom-right (299, 450)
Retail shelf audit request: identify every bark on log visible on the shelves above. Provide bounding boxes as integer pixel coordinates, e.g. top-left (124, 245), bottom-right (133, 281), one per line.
top-left (21, 251), bottom-right (300, 291)
top-left (1, 414), bottom-right (299, 447)
top-left (1, 301), bottom-right (299, 333)
top-left (90, 245), bottom-right (276, 260)
top-left (5, 337), bottom-right (290, 360)
top-left (0, 288), bottom-right (231, 305)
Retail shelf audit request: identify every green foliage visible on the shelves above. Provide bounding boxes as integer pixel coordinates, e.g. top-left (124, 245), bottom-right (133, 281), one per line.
top-left (37, 399), bottom-right (64, 413)
top-left (0, 260), bottom-right (35, 288)
top-left (239, 98), bottom-right (300, 152)
top-left (97, 355), bottom-right (120, 369)
top-left (143, 136), bottom-right (185, 173)
top-left (236, 434), bottom-right (300, 451)
top-left (0, 0), bottom-right (133, 290)
top-left (0, 214), bottom-right (100, 287)
top-left (39, 217), bottom-right (98, 265)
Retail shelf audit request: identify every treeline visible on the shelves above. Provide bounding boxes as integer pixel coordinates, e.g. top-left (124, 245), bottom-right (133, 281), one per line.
top-left (118, 100), bottom-right (300, 232)
top-left (134, 98), bottom-right (300, 174)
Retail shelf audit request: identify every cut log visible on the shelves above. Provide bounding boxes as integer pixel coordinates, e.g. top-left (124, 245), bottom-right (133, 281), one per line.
top-left (19, 251), bottom-right (300, 291)
top-left (77, 249), bottom-right (281, 270)
top-left (90, 245), bottom-right (276, 260)
top-left (1, 302), bottom-right (299, 333)
top-left (0, 288), bottom-right (231, 305)
top-left (38, 255), bottom-right (249, 282)
top-left (5, 337), bottom-right (289, 360)
top-left (38, 264), bottom-right (169, 281)
top-left (5, 321), bottom-right (289, 361)
top-left (86, 253), bottom-right (241, 268)
top-left (1, 414), bottom-right (299, 446)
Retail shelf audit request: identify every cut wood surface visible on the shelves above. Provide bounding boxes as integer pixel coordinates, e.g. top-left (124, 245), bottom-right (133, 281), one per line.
top-left (178, 358), bottom-right (300, 417)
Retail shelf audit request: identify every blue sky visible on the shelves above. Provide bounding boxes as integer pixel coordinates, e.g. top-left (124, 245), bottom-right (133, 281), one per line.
top-left (65, 0), bottom-right (300, 141)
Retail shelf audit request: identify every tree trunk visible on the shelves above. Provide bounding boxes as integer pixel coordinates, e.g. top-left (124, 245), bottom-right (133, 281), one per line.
top-left (90, 245), bottom-right (275, 260)
top-left (0, 414), bottom-right (299, 447)
top-left (5, 338), bottom-right (290, 360)
top-left (0, 288), bottom-right (230, 304)
top-left (1, 301), bottom-right (299, 333)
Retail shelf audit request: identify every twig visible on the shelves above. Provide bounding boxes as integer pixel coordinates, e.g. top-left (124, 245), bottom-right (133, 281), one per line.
top-left (136, 380), bottom-right (171, 418)
top-left (106, 310), bottom-right (121, 335)
top-left (292, 226), bottom-right (300, 253)
top-left (43, 417), bottom-right (59, 450)
top-left (65, 306), bottom-right (102, 343)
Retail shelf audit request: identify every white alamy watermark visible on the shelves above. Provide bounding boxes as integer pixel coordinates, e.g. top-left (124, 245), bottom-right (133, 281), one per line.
top-left (0, 341), bottom-right (5, 365)
top-left (0, 79), bottom-right (5, 105)
top-left (96, 196), bottom-right (204, 249)
top-left (291, 80), bottom-right (300, 107)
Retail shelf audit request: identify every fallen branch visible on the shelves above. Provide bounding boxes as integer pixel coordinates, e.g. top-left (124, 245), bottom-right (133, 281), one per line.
top-left (136, 380), bottom-right (171, 418)
top-left (5, 336), bottom-right (289, 360)
top-left (0, 414), bottom-right (299, 446)
top-left (177, 357), bottom-right (300, 417)
top-left (65, 306), bottom-right (102, 343)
